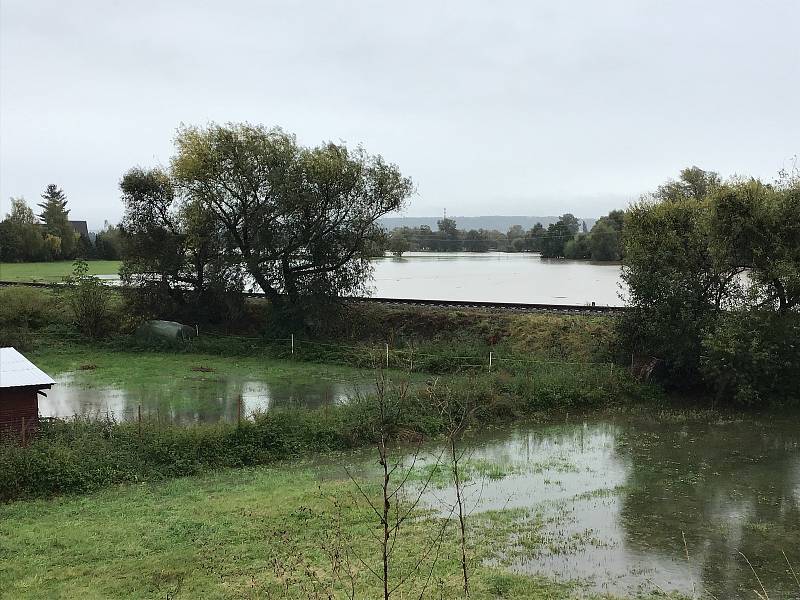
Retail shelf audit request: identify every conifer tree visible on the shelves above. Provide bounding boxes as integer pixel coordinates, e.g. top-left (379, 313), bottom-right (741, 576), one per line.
top-left (37, 184), bottom-right (76, 258)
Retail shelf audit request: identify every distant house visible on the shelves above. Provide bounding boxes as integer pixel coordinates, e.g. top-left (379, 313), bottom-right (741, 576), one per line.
top-left (69, 220), bottom-right (89, 238)
top-left (0, 348), bottom-right (55, 439)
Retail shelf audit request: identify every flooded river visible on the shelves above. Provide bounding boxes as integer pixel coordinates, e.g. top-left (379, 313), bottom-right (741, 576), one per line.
top-left (391, 411), bottom-right (800, 599)
top-left (368, 252), bottom-right (624, 305)
top-left (94, 252), bottom-right (625, 305)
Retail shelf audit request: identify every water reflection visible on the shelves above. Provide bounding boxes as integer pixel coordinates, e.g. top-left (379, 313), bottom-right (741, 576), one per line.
top-left (409, 413), bottom-right (800, 598)
top-left (41, 373), bottom-right (368, 424)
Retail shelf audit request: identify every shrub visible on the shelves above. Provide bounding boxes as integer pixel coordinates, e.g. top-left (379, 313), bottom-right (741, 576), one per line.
top-left (0, 287), bottom-right (65, 349)
top-left (64, 259), bottom-right (113, 338)
top-left (0, 286), bottom-right (60, 329)
top-left (700, 311), bottom-right (800, 405)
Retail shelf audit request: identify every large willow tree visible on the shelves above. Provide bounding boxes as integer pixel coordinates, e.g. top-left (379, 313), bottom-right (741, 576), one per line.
top-left (121, 123), bottom-right (413, 318)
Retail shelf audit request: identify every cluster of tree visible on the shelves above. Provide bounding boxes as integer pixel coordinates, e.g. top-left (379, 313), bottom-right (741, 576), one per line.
top-left (379, 212), bottom-right (624, 261)
top-left (0, 186), bottom-right (123, 262)
top-left (119, 123), bottom-right (412, 324)
top-left (621, 166), bottom-right (800, 405)
top-left (537, 211), bottom-right (624, 260)
top-left (383, 218), bottom-right (509, 254)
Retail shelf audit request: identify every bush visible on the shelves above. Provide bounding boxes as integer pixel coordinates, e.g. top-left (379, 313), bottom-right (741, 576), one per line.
top-left (700, 312), bottom-right (800, 405)
top-left (65, 259), bottom-right (114, 338)
top-left (0, 286), bottom-right (60, 329)
top-left (0, 287), bottom-right (66, 349)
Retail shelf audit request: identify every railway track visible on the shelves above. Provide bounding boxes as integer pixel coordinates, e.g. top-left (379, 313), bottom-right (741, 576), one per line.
top-left (0, 280), bottom-right (627, 314)
top-left (347, 296), bottom-right (626, 313)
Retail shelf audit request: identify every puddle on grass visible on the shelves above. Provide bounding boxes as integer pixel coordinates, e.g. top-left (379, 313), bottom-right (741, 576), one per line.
top-left (365, 413), bottom-right (800, 599)
top-left (40, 372), bottom-right (372, 424)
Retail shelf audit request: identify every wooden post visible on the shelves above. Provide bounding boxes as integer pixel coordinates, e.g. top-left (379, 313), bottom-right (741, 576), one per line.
top-left (138, 405), bottom-right (142, 437)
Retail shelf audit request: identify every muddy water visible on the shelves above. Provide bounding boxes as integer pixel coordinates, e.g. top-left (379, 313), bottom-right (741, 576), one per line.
top-left (368, 252), bottom-right (624, 306)
top-left (40, 373), bottom-right (369, 424)
top-left (404, 411), bottom-right (800, 598)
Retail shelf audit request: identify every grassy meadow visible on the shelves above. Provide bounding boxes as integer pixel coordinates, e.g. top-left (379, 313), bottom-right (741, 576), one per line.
top-left (0, 463), bottom-right (673, 600)
top-left (0, 260), bottom-right (121, 282)
top-left (28, 346), bottom-right (386, 390)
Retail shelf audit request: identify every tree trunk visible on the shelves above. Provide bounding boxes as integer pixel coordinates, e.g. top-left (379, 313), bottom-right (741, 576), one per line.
top-left (247, 265), bottom-right (283, 309)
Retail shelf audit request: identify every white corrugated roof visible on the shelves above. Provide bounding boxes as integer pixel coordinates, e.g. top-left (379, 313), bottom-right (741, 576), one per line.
top-left (0, 347), bottom-right (55, 389)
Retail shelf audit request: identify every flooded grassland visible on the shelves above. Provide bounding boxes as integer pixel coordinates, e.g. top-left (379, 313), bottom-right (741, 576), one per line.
top-left (14, 347), bottom-right (800, 598)
top-left (380, 410), bottom-right (800, 599)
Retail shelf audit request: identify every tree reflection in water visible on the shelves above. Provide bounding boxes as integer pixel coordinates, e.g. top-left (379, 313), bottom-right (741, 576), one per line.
top-left (615, 413), bottom-right (800, 599)
top-left (410, 411), bottom-right (800, 598)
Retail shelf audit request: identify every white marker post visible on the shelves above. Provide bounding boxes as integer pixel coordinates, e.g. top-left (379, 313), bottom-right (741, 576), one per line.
top-left (489, 351), bottom-right (493, 372)
top-left (291, 334), bottom-right (294, 356)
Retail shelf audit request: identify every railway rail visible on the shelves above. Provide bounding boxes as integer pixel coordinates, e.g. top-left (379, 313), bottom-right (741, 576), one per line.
top-left (0, 280), bottom-right (627, 314)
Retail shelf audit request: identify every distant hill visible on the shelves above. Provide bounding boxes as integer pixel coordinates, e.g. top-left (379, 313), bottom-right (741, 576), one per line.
top-left (378, 215), bottom-right (597, 232)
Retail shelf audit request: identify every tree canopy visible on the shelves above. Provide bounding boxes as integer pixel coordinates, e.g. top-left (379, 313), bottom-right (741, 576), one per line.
top-left (0, 198), bottom-right (46, 261)
top-left (621, 165), bottom-right (800, 403)
top-left (120, 123), bottom-right (413, 319)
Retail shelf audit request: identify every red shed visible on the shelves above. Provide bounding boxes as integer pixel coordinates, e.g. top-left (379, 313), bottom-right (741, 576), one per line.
top-left (0, 347), bottom-right (55, 440)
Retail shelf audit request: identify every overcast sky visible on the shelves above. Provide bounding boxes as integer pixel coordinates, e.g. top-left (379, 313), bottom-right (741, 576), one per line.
top-left (1, 1), bottom-right (798, 229)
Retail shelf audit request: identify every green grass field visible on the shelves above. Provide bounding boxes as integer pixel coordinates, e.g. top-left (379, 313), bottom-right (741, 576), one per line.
top-left (0, 260), bottom-right (121, 282)
top-left (29, 346), bottom-right (382, 388)
top-left (0, 464), bottom-right (652, 600)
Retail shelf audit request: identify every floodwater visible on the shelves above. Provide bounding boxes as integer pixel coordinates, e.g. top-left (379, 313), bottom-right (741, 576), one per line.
top-left (38, 368), bottom-right (800, 596)
top-left (368, 252), bottom-right (624, 305)
top-left (99, 252), bottom-right (625, 305)
top-left (39, 372), bottom-right (369, 424)
top-left (400, 411), bottom-right (800, 599)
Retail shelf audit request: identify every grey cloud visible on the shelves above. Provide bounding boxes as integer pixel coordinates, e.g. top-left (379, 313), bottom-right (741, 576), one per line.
top-left (1, 0), bottom-right (798, 228)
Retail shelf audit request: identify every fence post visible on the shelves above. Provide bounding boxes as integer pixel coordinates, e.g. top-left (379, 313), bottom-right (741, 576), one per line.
top-left (195, 324), bottom-right (199, 336)
top-left (489, 351), bottom-right (493, 372)
top-left (291, 334), bottom-right (294, 356)
top-left (385, 343), bottom-right (389, 369)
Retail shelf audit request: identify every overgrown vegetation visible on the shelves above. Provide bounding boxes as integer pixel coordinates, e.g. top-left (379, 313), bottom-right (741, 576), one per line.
top-left (621, 166), bottom-right (800, 404)
top-left (64, 259), bottom-right (114, 338)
